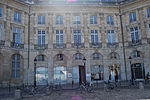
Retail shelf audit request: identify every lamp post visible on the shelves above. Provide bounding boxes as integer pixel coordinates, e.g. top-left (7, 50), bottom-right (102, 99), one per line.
top-left (34, 58), bottom-right (37, 88)
top-left (82, 57), bottom-right (86, 84)
top-left (129, 56), bottom-right (134, 85)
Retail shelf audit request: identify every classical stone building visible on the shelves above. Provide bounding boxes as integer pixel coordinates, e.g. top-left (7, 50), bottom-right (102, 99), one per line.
top-left (0, 0), bottom-right (150, 86)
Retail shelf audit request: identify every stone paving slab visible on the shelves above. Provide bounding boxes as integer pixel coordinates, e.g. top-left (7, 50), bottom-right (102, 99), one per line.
top-left (1, 89), bottom-right (150, 100)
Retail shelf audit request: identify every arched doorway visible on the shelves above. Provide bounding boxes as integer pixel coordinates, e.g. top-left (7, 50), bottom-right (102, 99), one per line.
top-left (34, 55), bottom-right (48, 85)
top-left (36, 67), bottom-right (48, 85)
top-left (131, 63), bottom-right (145, 80)
top-left (109, 64), bottom-right (120, 82)
top-left (54, 66), bottom-right (67, 84)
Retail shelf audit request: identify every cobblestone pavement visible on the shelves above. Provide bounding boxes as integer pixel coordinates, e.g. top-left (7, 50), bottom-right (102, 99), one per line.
top-left (1, 88), bottom-right (150, 100)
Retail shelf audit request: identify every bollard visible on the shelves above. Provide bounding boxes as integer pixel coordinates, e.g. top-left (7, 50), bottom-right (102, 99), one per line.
top-left (15, 89), bottom-right (21, 99)
top-left (139, 82), bottom-right (144, 90)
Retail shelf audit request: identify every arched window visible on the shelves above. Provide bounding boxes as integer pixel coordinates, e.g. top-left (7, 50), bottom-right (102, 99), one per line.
top-left (110, 52), bottom-right (119, 59)
top-left (74, 53), bottom-right (83, 60)
top-left (36, 55), bottom-right (45, 61)
top-left (131, 50), bottom-right (142, 58)
top-left (12, 54), bottom-right (21, 78)
top-left (57, 54), bottom-right (64, 61)
top-left (92, 52), bottom-right (101, 60)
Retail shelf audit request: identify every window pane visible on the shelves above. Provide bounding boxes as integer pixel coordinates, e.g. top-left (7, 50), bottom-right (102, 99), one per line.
top-left (37, 30), bottom-right (45, 44)
top-left (14, 11), bottom-right (21, 22)
top-left (73, 16), bottom-right (80, 24)
top-left (13, 27), bottom-right (21, 43)
top-left (90, 16), bottom-right (97, 24)
top-left (73, 30), bottom-right (81, 44)
top-left (0, 7), bottom-right (2, 17)
top-left (12, 54), bottom-right (20, 78)
top-left (38, 16), bottom-right (45, 24)
top-left (56, 16), bottom-right (63, 24)
top-left (107, 16), bottom-right (114, 25)
top-left (129, 12), bottom-right (136, 23)
top-left (107, 30), bottom-right (116, 43)
top-left (130, 27), bottom-right (139, 43)
top-left (56, 30), bottom-right (63, 44)
top-left (147, 8), bottom-right (150, 18)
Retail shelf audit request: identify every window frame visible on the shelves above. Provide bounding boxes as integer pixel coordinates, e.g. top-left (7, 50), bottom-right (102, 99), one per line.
top-left (56, 30), bottom-right (64, 44)
top-left (73, 30), bottom-right (81, 44)
top-left (130, 27), bottom-right (139, 43)
top-left (73, 16), bottom-right (80, 24)
top-left (147, 8), bottom-right (150, 18)
top-left (37, 30), bottom-right (45, 45)
top-left (0, 7), bottom-right (2, 17)
top-left (90, 15), bottom-right (97, 24)
top-left (107, 30), bottom-right (116, 44)
top-left (38, 16), bottom-right (45, 24)
top-left (91, 30), bottom-right (99, 44)
top-left (56, 15), bottom-right (63, 24)
top-left (13, 27), bottom-right (22, 43)
top-left (14, 11), bottom-right (22, 22)
top-left (12, 54), bottom-right (21, 78)
top-left (129, 12), bottom-right (136, 23)
top-left (106, 16), bottom-right (114, 25)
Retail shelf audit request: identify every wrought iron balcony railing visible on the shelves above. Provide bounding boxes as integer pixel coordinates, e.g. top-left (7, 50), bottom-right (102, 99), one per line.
top-left (89, 43), bottom-right (102, 48)
top-left (34, 44), bottom-right (48, 50)
top-left (53, 43), bottom-right (66, 49)
top-left (0, 40), bottom-right (5, 47)
top-left (107, 42), bottom-right (119, 48)
top-left (71, 43), bottom-right (85, 48)
top-left (128, 40), bottom-right (142, 47)
top-left (11, 42), bottom-right (24, 49)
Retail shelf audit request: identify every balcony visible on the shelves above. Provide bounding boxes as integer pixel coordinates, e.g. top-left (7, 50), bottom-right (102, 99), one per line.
top-left (0, 40), bottom-right (5, 48)
top-left (53, 43), bottom-right (66, 49)
top-left (71, 43), bottom-right (85, 48)
top-left (11, 42), bottom-right (24, 49)
top-left (34, 44), bottom-right (48, 50)
top-left (89, 43), bottom-right (102, 48)
top-left (107, 43), bottom-right (119, 48)
top-left (128, 40), bottom-right (142, 47)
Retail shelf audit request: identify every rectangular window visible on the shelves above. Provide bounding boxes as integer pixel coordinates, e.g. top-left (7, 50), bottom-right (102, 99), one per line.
top-left (73, 16), bottom-right (80, 24)
top-left (73, 30), bottom-right (81, 44)
top-left (0, 7), bottom-right (2, 17)
top-left (38, 16), bottom-right (45, 24)
top-left (130, 27), bottom-right (139, 43)
top-left (12, 55), bottom-right (20, 78)
top-left (147, 8), bottom-right (150, 18)
top-left (56, 16), bottom-right (63, 24)
top-left (107, 30), bottom-right (116, 43)
top-left (107, 16), bottom-right (114, 25)
top-left (91, 30), bottom-right (98, 44)
top-left (56, 30), bottom-right (63, 44)
top-left (37, 30), bottom-right (45, 44)
top-left (13, 27), bottom-right (22, 43)
top-left (14, 11), bottom-right (21, 22)
top-left (129, 12), bottom-right (136, 23)
top-left (90, 16), bottom-right (97, 24)
top-left (0, 24), bottom-right (4, 40)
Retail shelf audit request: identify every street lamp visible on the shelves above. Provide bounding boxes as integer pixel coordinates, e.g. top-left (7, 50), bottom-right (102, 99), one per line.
top-left (34, 58), bottom-right (37, 88)
top-left (83, 57), bottom-right (86, 67)
top-left (129, 56), bottom-right (134, 85)
top-left (82, 57), bottom-right (86, 84)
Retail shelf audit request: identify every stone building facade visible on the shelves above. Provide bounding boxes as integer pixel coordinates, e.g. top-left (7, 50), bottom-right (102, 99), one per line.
top-left (0, 0), bottom-right (150, 86)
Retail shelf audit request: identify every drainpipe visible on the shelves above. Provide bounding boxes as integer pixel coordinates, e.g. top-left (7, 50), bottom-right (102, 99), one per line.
top-left (27, 5), bottom-right (31, 86)
top-left (118, 2), bottom-right (128, 81)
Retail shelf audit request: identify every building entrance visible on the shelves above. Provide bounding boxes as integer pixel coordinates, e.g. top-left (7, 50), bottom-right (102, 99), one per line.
top-left (79, 65), bottom-right (86, 85)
